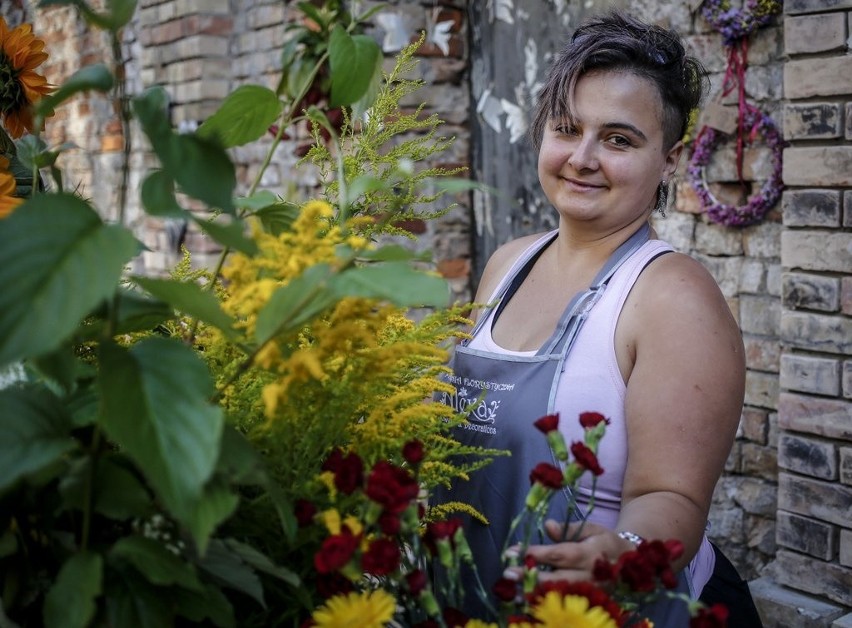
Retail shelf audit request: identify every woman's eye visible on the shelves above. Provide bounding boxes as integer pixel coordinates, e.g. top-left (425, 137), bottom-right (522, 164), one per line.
top-left (555, 125), bottom-right (578, 135)
top-left (608, 135), bottom-right (632, 147)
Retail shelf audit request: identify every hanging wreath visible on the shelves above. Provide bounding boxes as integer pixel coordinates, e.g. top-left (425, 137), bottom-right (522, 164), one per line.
top-left (687, 0), bottom-right (784, 227)
top-left (700, 0), bottom-right (782, 45)
top-left (687, 104), bottom-right (783, 227)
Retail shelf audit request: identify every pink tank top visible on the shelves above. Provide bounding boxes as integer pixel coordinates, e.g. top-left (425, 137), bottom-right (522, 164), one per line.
top-left (470, 233), bottom-right (715, 596)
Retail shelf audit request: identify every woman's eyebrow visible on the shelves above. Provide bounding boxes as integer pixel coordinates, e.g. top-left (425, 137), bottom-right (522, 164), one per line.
top-left (601, 122), bottom-right (647, 141)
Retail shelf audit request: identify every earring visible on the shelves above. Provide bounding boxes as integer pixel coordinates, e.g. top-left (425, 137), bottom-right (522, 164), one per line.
top-left (655, 180), bottom-right (669, 216)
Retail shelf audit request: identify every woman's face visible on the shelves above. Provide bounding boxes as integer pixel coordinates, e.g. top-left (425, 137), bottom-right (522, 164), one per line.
top-left (537, 70), bottom-right (682, 232)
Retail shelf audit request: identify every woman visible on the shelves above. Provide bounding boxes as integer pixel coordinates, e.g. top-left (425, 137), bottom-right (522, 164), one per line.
top-left (434, 12), bottom-right (762, 625)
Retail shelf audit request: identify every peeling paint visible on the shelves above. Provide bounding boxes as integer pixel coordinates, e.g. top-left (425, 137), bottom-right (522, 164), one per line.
top-left (376, 12), bottom-right (410, 53)
top-left (477, 87), bottom-right (504, 134)
top-left (428, 8), bottom-right (455, 56)
top-left (488, 0), bottom-right (515, 24)
top-left (500, 98), bottom-right (527, 144)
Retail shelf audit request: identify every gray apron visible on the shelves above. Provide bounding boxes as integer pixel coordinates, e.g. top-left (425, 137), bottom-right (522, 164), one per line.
top-left (433, 223), bottom-right (691, 625)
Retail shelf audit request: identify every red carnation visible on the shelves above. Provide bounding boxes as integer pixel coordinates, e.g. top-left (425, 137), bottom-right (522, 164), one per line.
top-left (493, 577), bottom-right (518, 602)
top-left (533, 413), bottom-right (560, 434)
top-left (690, 603), bottom-right (729, 628)
top-left (579, 411), bottom-right (609, 429)
top-left (402, 439), bottom-right (425, 464)
top-left (362, 537), bottom-right (400, 576)
top-left (406, 568), bottom-right (428, 596)
top-left (321, 448), bottom-right (364, 495)
top-left (313, 529), bottom-right (360, 574)
top-left (294, 498), bottom-right (317, 527)
top-left (442, 608), bottom-right (469, 627)
top-left (592, 557), bottom-right (616, 582)
top-left (378, 511), bottom-right (401, 536)
top-left (529, 462), bottom-right (564, 489)
top-left (423, 519), bottom-right (462, 554)
top-left (365, 460), bottom-right (419, 514)
top-left (570, 441), bottom-right (604, 476)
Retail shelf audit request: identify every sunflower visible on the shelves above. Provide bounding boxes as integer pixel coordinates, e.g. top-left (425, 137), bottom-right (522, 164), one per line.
top-left (530, 591), bottom-right (619, 628)
top-left (311, 589), bottom-right (396, 627)
top-left (0, 17), bottom-right (52, 138)
top-left (0, 155), bottom-right (22, 218)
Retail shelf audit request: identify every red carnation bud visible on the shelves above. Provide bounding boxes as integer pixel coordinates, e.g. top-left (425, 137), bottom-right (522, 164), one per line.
top-left (406, 568), bottom-right (428, 596)
top-left (533, 413), bottom-right (560, 434)
top-left (570, 441), bottom-right (604, 476)
top-left (579, 411), bottom-right (609, 429)
top-left (402, 439), bottom-right (425, 465)
top-left (529, 462), bottom-right (564, 489)
top-left (492, 577), bottom-right (518, 602)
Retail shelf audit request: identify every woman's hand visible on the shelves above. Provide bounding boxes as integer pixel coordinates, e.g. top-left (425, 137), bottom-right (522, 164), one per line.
top-left (506, 519), bottom-right (636, 583)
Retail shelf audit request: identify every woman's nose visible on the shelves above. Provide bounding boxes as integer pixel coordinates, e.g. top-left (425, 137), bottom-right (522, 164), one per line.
top-left (567, 136), bottom-right (598, 171)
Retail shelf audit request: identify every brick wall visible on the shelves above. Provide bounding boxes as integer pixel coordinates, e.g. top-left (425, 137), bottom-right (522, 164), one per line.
top-left (4, 0), bottom-right (852, 624)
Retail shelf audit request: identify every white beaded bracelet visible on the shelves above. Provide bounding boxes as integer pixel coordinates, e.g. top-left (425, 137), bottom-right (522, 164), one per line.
top-left (617, 530), bottom-right (645, 546)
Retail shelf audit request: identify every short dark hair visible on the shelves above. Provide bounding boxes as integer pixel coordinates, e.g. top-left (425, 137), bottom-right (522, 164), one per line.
top-left (529, 12), bottom-right (708, 151)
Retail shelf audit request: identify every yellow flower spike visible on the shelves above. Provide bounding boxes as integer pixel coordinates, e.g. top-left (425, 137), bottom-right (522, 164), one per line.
top-left (319, 474), bottom-right (338, 502)
top-left (311, 590), bottom-right (395, 627)
top-left (530, 592), bottom-right (618, 628)
top-left (261, 382), bottom-right (283, 417)
top-left (319, 508), bottom-right (341, 535)
top-left (343, 515), bottom-right (363, 537)
top-left (254, 341), bottom-right (281, 370)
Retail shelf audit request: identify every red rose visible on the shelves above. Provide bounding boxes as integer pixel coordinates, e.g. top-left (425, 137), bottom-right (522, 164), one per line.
top-left (493, 577), bottom-right (518, 602)
top-left (533, 413), bottom-right (560, 434)
top-left (529, 462), bottom-right (564, 489)
top-left (402, 439), bottom-right (425, 464)
top-left (690, 603), bottom-right (729, 628)
top-left (321, 448), bottom-right (364, 495)
top-left (406, 568), bottom-right (428, 596)
top-left (313, 529), bottom-right (360, 574)
top-left (294, 498), bottom-right (317, 527)
top-left (365, 460), bottom-right (419, 514)
top-left (579, 412), bottom-right (609, 429)
top-left (570, 441), bottom-right (604, 476)
top-left (362, 537), bottom-right (400, 576)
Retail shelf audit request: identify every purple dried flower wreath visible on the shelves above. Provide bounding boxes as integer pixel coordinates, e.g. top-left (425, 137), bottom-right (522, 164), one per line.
top-left (686, 104), bottom-right (783, 227)
top-left (700, 0), bottom-right (781, 46)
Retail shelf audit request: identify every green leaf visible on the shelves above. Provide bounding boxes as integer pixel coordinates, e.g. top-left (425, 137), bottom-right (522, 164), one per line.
top-left (111, 536), bottom-right (203, 591)
top-left (252, 201), bottom-right (300, 236)
top-left (189, 213), bottom-right (257, 256)
top-left (133, 277), bottom-right (237, 339)
top-left (198, 85), bottom-right (283, 148)
top-left (43, 552), bottom-right (103, 628)
top-left (36, 64), bottom-right (114, 117)
top-left (133, 88), bottom-right (236, 213)
top-left (189, 479), bottom-right (239, 554)
top-left (13, 134), bottom-right (48, 172)
top-left (0, 193), bottom-right (139, 368)
top-left (235, 190), bottom-right (278, 211)
top-left (105, 568), bottom-right (174, 628)
top-left (329, 25), bottom-right (383, 107)
top-left (334, 262), bottom-right (449, 307)
top-left (0, 386), bottom-right (76, 494)
top-left (254, 263), bottom-right (337, 345)
top-left (344, 174), bottom-right (387, 206)
top-left (216, 425), bottom-right (264, 484)
top-left (66, 384), bottom-right (99, 428)
top-left (140, 169), bottom-right (185, 217)
top-left (171, 583), bottom-right (236, 628)
top-left (77, 288), bottom-right (175, 341)
top-left (223, 538), bottom-right (300, 587)
top-left (60, 454), bottom-right (152, 520)
top-left (360, 244), bottom-right (431, 263)
top-left (198, 539), bottom-right (265, 608)
top-left (28, 345), bottom-right (79, 394)
top-left (351, 48), bottom-right (384, 118)
top-left (98, 338), bottom-right (224, 541)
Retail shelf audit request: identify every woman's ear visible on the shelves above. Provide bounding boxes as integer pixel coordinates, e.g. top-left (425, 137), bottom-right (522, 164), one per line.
top-left (664, 140), bottom-right (684, 180)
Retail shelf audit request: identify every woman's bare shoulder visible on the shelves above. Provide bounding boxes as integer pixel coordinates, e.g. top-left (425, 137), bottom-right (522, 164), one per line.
top-left (474, 232), bottom-right (551, 303)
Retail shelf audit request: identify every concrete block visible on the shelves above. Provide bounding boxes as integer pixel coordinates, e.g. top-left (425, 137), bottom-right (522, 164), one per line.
top-left (750, 576), bottom-right (845, 628)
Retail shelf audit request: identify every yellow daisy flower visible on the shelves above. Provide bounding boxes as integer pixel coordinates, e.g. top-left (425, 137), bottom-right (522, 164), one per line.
top-left (530, 591), bottom-right (618, 628)
top-left (311, 589), bottom-right (396, 627)
top-left (0, 155), bottom-right (22, 218)
top-left (0, 18), bottom-right (53, 137)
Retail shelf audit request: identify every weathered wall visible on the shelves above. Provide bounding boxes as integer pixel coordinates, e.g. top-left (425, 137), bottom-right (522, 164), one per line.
top-left (3, 0), bottom-right (851, 624)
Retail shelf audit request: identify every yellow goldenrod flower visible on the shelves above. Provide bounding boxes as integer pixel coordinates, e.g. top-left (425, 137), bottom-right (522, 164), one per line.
top-left (311, 589), bottom-right (396, 627)
top-left (319, 508), bottom-right (341, 535)
top-left (0, 18), bottom-right (53, 138)
top-left (530, 592), bottom-right (618, 628)
top-left (0, 155), bottom-right (22, 218)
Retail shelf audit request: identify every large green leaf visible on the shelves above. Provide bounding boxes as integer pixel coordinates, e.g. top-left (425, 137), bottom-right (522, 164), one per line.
top-left (198, 539), bottom-right (265, 608)
top-left (77, 288), bottom-right (175, 341)
top-left (190, 213), bottom-right (257, 256)
top-left (36, 64), bottom-right (114, 117)
top-left (98, 338), bottom-right (224, 538)
top-left (60, 454), bottom-right (152, 520)
top-left (140, 169), bottom-right (185, 218)
top-left (334, 262), bottom-right (449, 307)
top-left (111, 536), bottom-right (202, 591)
top-left (43, 552), bottom-right (103, 628)
top-left (171, 583), bottom-right (235, 628)
top-left (198, 85), bottom-right (283, 148)
top-left (105, 568), bottom-right (174, 628)
top-left (0, 386), bottom-right (75, 494)
top-left (133, 88), bottom-right (236, 213)
top-left (0, 193), bottom-right (139, 367)
top-left (188, 478), bottom-right (239, 554)
top-left (328, 25), bottom-right (383, 107)
top-left (254, 263), bottom-right (336, 345)
top-left (252, 201), bottom-right (300, 236)
top-left (39, 0), bottom-right (137, 30)
top-left (133, 276), bottom-right (237, 339)
top-left (223, 538), bottom-right (299, 587)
